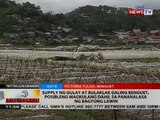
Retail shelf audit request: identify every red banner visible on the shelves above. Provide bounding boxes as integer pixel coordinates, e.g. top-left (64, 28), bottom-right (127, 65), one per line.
top-left (63, 83), bottom-right (160, 89)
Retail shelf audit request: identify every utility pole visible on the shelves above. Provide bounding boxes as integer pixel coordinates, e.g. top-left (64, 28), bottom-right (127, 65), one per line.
top-left (152, 109), bottom-right (155, 120)
top-left (113, 110), bottom-right (117, 120)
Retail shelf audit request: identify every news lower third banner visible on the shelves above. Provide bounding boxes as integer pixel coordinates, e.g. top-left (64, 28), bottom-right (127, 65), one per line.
top-left (1, 83), bottom-right (160, 109)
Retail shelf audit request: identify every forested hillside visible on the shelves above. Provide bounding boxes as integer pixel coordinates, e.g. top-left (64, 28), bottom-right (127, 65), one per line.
top-left (0, 0), bottom-right (160, 37)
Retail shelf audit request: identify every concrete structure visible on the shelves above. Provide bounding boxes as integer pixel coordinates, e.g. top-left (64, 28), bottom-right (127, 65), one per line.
top-left (0, 91), bottom-right (4, 100)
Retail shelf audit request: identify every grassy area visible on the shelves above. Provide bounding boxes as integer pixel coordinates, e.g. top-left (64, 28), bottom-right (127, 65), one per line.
top-left (111, 57), bottom-right (160, 63)
top-left (54, 110), bottom-right (91, 120)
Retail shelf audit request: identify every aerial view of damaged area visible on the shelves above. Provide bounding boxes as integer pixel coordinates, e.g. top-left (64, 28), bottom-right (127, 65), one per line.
top-left (0, 0), bottom-right (160, 119)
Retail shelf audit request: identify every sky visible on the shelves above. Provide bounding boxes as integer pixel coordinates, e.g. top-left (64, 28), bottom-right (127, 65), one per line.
top-left (14, 0), bottom-right (160, 13)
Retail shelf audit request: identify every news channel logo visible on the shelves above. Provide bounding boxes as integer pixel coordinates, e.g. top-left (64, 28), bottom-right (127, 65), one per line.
top-left (21, 90), bottom-right (29, 98)
top-left (4, 89), bottom-right (40, 98)
top-left (144, 9), bottom-right (153, 16)
top-left (0, 91), bottom-right (5, 100)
